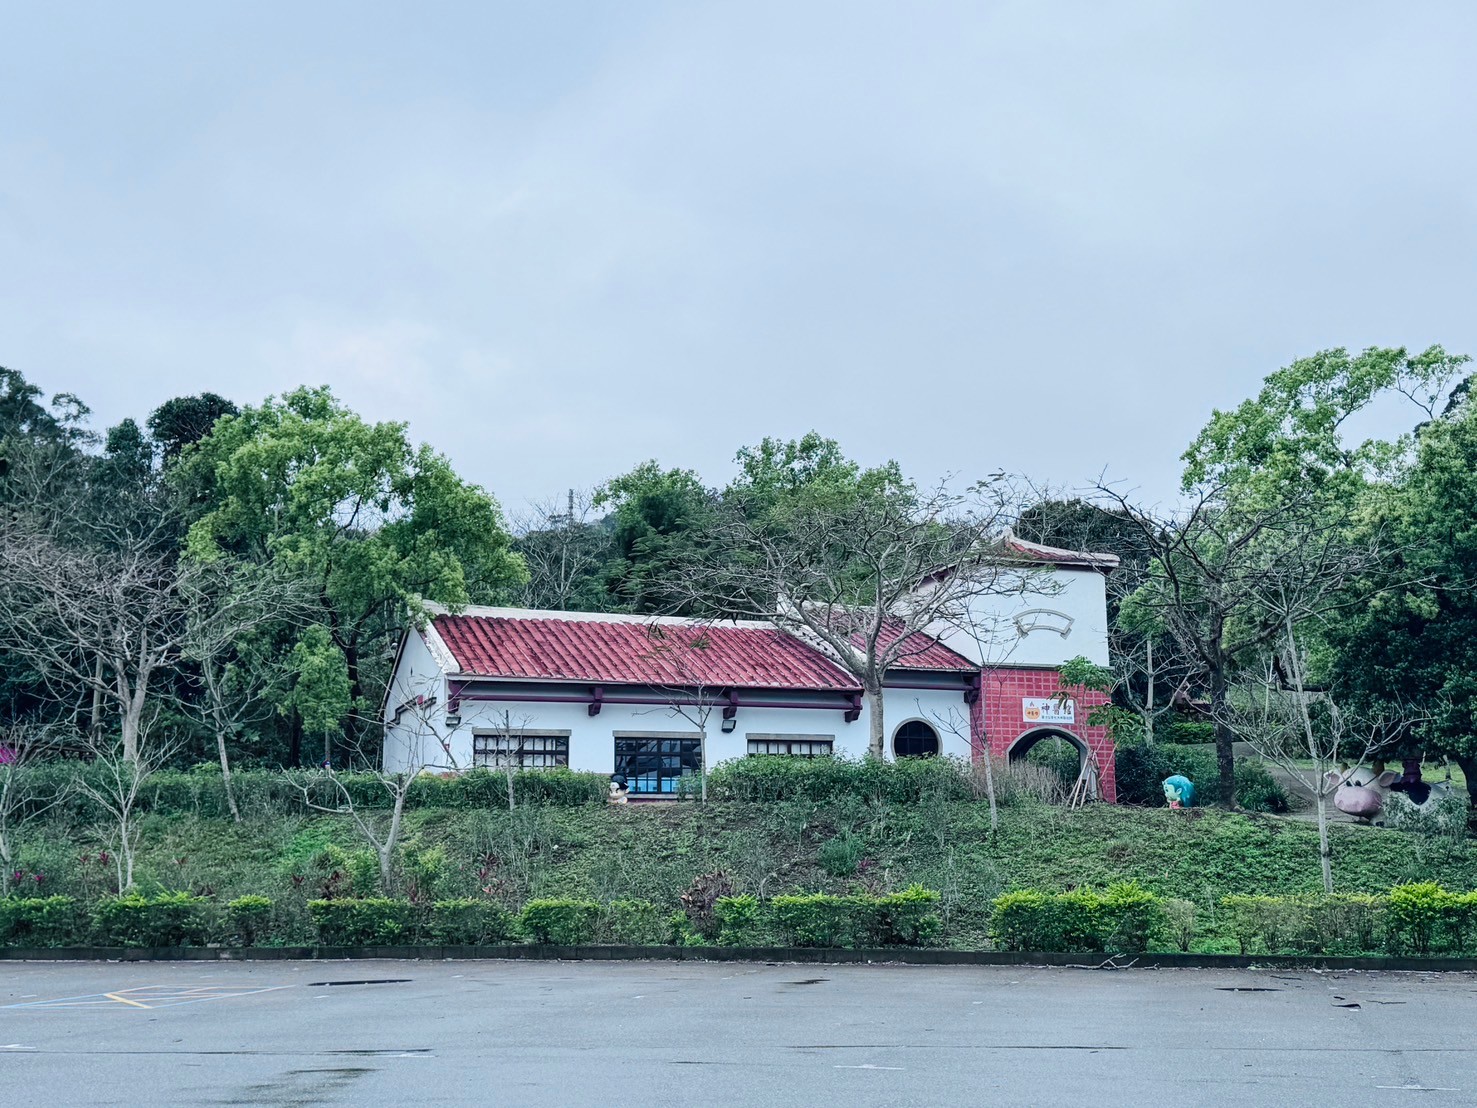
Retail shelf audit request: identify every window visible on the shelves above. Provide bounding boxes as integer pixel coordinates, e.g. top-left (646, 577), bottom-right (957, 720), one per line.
top-left (746, 735), bottom-right (835, 757)
top-left (893, 720), bottom-right (940, 759)
top-left (472, 730), bottom-right (570, 769)
top-left (614, 733), bottom-right (703, 795)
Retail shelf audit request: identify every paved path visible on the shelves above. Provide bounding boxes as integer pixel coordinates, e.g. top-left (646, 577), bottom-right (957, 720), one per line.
top-left (2, 959), bottom-right (1474, 1106)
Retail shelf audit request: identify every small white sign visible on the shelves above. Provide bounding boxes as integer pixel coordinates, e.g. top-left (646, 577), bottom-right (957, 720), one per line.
top-left (1023, 696), bottom-right (1075, 725)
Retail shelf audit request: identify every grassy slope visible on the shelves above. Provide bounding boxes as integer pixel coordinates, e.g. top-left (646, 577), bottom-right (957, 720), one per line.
top-left (12, 800), bottom-right (1476, 949)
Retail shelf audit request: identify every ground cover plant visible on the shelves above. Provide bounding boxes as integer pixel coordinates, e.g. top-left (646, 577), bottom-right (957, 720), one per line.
top-left (1, 757), bottom-right (1473, 953)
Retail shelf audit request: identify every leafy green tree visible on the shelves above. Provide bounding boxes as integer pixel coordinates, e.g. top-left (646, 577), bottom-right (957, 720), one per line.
top-left (147, 393), bottom-right (238, 463)
top-left (596, 461), bottom-right (717, 614)
top-left (1326, 398), bottom-right (1477, 805)
top-left (179, 387), bottom-right (526, 743)
top-left (283, 624), bottom-right (353, 766)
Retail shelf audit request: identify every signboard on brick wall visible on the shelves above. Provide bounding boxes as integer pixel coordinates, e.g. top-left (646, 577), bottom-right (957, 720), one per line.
top-left (1022, 696), bottom-right (1075, 725)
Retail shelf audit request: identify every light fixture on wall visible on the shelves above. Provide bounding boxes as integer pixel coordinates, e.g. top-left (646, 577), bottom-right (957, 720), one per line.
top-left (445, 713), bottom-right (462, 727)
top-left (720, 717), bottom-right (737, 733)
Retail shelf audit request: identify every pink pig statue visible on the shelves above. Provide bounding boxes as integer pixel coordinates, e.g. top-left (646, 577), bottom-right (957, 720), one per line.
top-left (1324, 764), bottom-right (1398, 822)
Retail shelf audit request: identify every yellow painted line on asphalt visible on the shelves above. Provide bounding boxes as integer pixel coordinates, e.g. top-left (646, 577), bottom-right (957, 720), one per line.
top-left (103, 993), bottom-right (151, 1009)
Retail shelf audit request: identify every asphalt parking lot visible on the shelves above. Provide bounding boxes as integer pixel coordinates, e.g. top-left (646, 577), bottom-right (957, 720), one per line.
top-left (2, 959), bottom-right (1474, 1106)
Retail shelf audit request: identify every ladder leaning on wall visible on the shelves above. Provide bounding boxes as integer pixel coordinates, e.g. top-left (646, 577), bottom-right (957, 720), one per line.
top-left (1067, 747), bottom-right (1101, 809)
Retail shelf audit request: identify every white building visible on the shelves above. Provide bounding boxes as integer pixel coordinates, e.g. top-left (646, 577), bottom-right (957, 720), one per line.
top-left (381, 532), bottom-right (1122, 799)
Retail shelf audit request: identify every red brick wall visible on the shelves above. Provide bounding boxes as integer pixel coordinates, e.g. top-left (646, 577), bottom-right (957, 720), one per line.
top-left (969, 667), bottom-right (1117, 803)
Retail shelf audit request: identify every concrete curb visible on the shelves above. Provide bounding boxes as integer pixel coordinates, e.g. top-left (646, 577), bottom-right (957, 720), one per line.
top-left (3, 945), bottom-right (1477, 971)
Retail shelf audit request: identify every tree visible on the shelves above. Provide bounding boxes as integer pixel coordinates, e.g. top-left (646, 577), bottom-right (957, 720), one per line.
top-left (282, 625), bottom-right (352, 767)
top-left (147, 393), bottom-right (237, 463)
top-left (1094, 482), bottom-right (1383, 806)
top-left (596, 462), bottom-right (718, 614)
top-left (638, 623), bottom-right (728, 803)
top-left (75, 725), bottom-right (178, 891)
top-left (688, 475), bottom-right (1034, 758)
top-left (179, 387), bottom-right (526, 743)
top-left (0, 522), bottom-right (192, 761)
top-left (0, 724), bottom-right (66, 894)
top-left (1325, 395), bottom-right (1477, 805)
top-left (179, 562), bottom-right (312, 817)
top-left (512, 489), bottom-right (618, 611)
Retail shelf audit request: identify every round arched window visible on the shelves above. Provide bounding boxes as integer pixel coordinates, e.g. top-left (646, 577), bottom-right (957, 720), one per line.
top-left (893, 720), bottom-right (940, 759)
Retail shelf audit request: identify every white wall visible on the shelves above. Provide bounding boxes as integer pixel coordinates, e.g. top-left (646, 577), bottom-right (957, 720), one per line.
top-left (929, 566), bottom-right (1110, 668)
top-left (383, 662), bottom-right (972, 774)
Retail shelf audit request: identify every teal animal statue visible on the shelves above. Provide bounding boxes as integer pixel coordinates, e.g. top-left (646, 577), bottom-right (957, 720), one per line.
top-left (1162, 775), bottom-right (1196, 809)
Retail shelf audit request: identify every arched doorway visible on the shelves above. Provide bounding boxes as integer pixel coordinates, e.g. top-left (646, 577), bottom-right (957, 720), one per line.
top-left (1006, 727), bottom-right (1095, 798)
top-left (893, 719), bottom-right (940, 758)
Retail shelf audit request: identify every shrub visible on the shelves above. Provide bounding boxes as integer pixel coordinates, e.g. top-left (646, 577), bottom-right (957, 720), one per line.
top-left (817, 831), bottom-right (865, 877)
top-left (1387, 882), bottom-right (1453, 955)
top-left (307, 898), bottom-right (415, 946)
top-left (1162, 721), bottom-right (1213, 745)
top-left (1221, 895), bottom-right (1304, 954)
top-left (602, 900), bottom-right (666, 945)
top-left (426, 899), bottom-right (515, 945)
top-left (873, 885), bottom-right (942, 946)
top-left (93, 892), bottom-right (213, 948)
top-left (520, 898), bottom-right (598, 945)
top-left (227, 895), bottom-right (273, 947)
top-left (990, 890), bottom-right (1051, 951)
top-left (1162, 898), bottom-right (1197, 952)
top-left (706, 755), bottom-right (973, 804)
top-left (1303, 894), bottom-right (1386, 954)
top-left (0, 895), bottom-right (81, 947)
top-left (1098, 881), bottom-right (1165, 953)
top-left (714, 895), bottom-right (765, 946)
top-left (772, 893), bottom-right (864, 947)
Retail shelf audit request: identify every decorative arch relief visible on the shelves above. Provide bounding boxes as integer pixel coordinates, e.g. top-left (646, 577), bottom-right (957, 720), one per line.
top-left (1013, 608), bottom-right (1074, 638)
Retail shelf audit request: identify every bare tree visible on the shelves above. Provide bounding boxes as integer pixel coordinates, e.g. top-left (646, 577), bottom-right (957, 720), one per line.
top-left (0, 523), bottom-right (193, 762)
top-left (75, 723), bottom-right (178, 891)
top-left (481, 708), bottom-right (542, 811)
top-left (512, 489), bottom-right (612, 610)
top-left (179, 563), bottom-right (313, 821)
top-left (687, 477), bottom-right (1038, 758)
top-left (0, 724), bottom-right (68, 894)
top-left (638, 623), bottom-right (725, 803)
top-left (1224, 630), bottom-right (1407, 894)
top-left (1093, 481), bottom-right (1389, 806)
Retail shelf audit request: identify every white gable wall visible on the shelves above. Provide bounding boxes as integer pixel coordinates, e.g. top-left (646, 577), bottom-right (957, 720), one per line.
top-left (928, 565), bottom-right (1110, 669)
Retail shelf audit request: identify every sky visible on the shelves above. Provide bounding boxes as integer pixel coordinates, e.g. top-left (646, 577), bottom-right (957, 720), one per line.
top-left (3, 1), bottom-right (1475, 519)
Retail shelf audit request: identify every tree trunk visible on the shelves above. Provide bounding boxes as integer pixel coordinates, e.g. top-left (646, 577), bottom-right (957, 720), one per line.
top-left (1209, 667), bottom-right (1235, 808)
top-left (289, 709), bottom-right (303, 767)
top-left (866, 685), bottom-right (886, 759)
top-left (1315, 790), bottom-right (1334, 895)
top-left (379, 787), bottom-right (407, 893)
top-left (90, 657), bottom-right (105, 742)
top-left (1144, 640), bottom-right (1155, 746)
top-left (1455, 755), bottom-right (1477, 815)
top-left (982, 748), bottom-right (999, 834)
top-left (120, 686), bottom-right (147, 764)
top-left (214, 719), bottom-right (241, 823)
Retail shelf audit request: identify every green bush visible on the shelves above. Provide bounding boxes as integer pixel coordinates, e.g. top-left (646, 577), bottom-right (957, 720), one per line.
top-left (990, 884), bottom-right (1164, 952)
top-left (872, 885), bottom-right (943, 946)
top-left (520, 898), bottom-right (599, 945)
top-left (707, 755), bottom-right (974, 804)
top-left (227, 895), bottom-right (273, 947)
top-left (1162, 721), bottom-right (1213, 745)
top-left (425, 899), bottom-right (514, 945)
top-left (0, 895), bottom-right (81, 947)
top-left (1162, 898), bottom-right (1197, 951)
top-left (772, 893), bottom-right (865, 947)
top-left (602, 900), bottom-right (666, 945)
top-left (307, 898), bottom-right (415, 946)
top-left (93, 892), bottom-right (213, 948)
top-left (817, 830), bottom-right (865, 877)
top-left (1387, 882), bottom-right (1452, 955)
top-left (1113, 744), bottom-right (1289, 811)
top-left (714, 895), bottom-right (765, 946)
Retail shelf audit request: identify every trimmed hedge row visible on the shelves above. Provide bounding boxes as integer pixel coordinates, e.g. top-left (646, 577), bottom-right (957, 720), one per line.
top-left (705, 755), bottom-right (976, 804)
top-left (0, 887), bottom-right (942, 950)
top-left (9, 764), bottom-right (610, 821)
top-left (991, 882), bottom-right (1477, 955)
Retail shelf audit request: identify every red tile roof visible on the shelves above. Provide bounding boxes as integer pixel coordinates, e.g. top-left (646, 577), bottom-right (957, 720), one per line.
top-left (432, 610), bottom-right (864, 691)
top-left (858, 618), bottom-right (979, 672)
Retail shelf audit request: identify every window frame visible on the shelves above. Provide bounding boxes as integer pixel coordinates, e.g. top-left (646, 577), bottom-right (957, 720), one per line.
top-left (612, 731), bottom-right (704, 796)
top-left (892, 719), bottom-right (941, 759)
top-left (745, 734), bottom-right (836, 758)
top-left (471, 728), bottom-right (572, 769)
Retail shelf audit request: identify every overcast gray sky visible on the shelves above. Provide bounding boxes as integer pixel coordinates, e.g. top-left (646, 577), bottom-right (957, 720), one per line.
top-left (4, 1), bottom-right (1474, 515)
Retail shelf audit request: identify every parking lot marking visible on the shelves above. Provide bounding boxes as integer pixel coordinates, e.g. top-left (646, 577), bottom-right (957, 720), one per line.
top-left (6, 984), bottom-right (290, 1010)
